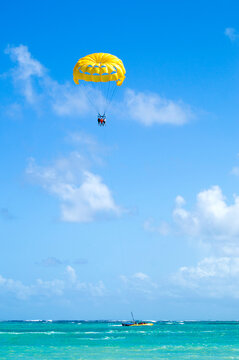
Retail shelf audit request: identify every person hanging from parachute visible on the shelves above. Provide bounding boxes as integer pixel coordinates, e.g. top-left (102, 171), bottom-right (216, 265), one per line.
top-left (98, 113), bottom-right (106, 126)
top-left (73, 53), bottom-right (126, 126)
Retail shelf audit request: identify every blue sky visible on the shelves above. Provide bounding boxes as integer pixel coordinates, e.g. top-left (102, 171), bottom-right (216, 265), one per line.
top-left (1, 0), bottom-right (239, 320)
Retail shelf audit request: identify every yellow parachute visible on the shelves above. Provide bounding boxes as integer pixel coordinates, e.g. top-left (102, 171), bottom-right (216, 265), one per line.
top-left (73, 53), bottom-right (126, 86)
top-left (73, 53), bottom-right (126, 125)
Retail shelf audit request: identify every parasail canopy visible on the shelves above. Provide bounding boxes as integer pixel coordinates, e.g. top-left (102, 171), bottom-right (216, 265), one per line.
top-left (73, 53), bottom-right (126, 86)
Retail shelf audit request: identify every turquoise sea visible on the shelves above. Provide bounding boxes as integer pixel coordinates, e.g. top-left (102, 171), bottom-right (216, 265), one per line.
top-left (0, 321), bottom-right (239, 359)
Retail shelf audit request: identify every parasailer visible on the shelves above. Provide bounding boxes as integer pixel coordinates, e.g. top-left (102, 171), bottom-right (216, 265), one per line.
top-left (73, 53), bottom-right (126, 126)
top-left (98, 113), bottom-right (106, 126)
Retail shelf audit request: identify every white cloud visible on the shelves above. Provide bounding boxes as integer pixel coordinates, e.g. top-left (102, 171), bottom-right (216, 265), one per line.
top-left (26, 153), bottom-right (120, 223)
top-left (5, 45), bottom-right (45, 105)
top-left (0, 274), bottom-right (34, 300)
top-left (6, 45), bottom-right (45, 79)
top-left (225, 27), bottom-right (239, 42)
top-left (173, 256), bottom-right (239, 298)
top-left (133, 272), bottom-right (150, 281)
top-left (124, 89), bottom-right (193, 126)
top-left (66, 265), bottom-right (77, 283)
top-left (165, 185), bottom-right (239, 298)
top-left (88, 280), bottom-right (106, 297)
top-left (120, 272), bottom-right (158, 297)
top-left (5, 45), bottom-right (90, 115)
top-left (46, 78), bottom-right (90, 116)
top-left (180, 257), bottom-right (239, 279)
top-left (0, 266), bottom-right (106, 300)
top-left (175, 195), bottom-right (185, 207)
top-left (231, 166), bottom-right (239, 176)
top-left (143, 182), bottom-right (239, 299)
top-left (36, 278), bottom-right (65, 296)
top-left (173, 185), bottom-right (239, 243)
top-left (143, 218), bottom-right (170, 235)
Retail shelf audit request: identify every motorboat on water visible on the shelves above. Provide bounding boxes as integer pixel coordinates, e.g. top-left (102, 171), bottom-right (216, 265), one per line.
top-left (121, 312), bottom-right (154, 327)
top-left (122, 322), bottom-right (154, 326)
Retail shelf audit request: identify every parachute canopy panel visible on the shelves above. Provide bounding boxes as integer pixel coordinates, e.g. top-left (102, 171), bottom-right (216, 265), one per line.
top-left (73, 53), bottom-right (126, 86)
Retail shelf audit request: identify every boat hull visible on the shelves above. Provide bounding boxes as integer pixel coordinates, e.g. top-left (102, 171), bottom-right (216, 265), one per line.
top-left (122, 323), bottom-right (153, 326)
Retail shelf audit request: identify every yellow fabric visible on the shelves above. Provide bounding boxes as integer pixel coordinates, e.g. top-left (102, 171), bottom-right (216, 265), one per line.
top-left (73, 53), bottom-right (126, 86)
top-left (125, 323), bottom-right (154, 326)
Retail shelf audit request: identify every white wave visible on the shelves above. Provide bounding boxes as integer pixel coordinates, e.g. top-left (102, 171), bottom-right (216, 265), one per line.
top-left (145, 320), bottom-right (157, 322)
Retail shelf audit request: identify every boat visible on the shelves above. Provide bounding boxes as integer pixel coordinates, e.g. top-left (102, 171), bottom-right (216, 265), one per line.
top-left (122, 312), bottom-right (154, 327)
top-left (122, 322), bottom-right (154, 326)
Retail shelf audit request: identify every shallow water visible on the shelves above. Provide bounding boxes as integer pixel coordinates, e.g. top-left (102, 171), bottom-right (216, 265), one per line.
top-left (0, 321), bottom-right (239, 359)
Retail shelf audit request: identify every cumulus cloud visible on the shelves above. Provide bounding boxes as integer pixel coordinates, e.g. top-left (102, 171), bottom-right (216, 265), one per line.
top-left (26, 153), bottom-right (121, 223)
top-left (225, 27), bottom-right (239, 42)
top-left (5, 45), bottom-right (45, 105)
top-left (124, 89), bottom-right (193, 126)
top-left (47, 78), bottom-right (90, 116)
top-left (0, 266), bottom-right (106, 300)
top-left (5, 44), bottom-right (90, 115)
top-left (173, 256), bottom-right (239, 298)
top-left (163, 185), bottom-right (239, 298)
top-left (133, 272), bottom-right (151, 281)
top-left (36, 278), bottom-right (65, 296)
top-left (0, 274), bottom-right (34, 300)
top-left (173, 185), bottom-right (239, 243)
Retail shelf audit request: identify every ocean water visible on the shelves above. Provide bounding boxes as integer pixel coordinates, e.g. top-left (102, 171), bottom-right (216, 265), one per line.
top-left (0, 321), bottom-right (239, 359)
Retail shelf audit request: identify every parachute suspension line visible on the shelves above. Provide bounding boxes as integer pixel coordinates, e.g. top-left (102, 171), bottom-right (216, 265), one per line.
top-left (80, 80), bottom-right (119, 118)
top-left (104, 81), bottom-right (111, 114)
top-left (98, 80), bottom-right (106, 116)
top-left (91, 79), bottom-right (104, 116)
top-left (73, 53), bottom-right (126, 122)
top-left (82, 82), bottom-right (98, 114)
top-left (104, 82), bottom-right (119, 115)
top-left (100, 80), bottom-right (105, 115)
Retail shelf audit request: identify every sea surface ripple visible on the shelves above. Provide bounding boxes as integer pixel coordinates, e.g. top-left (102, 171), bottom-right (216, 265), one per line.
top-left (0, 320), bottom-right (239, 359)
